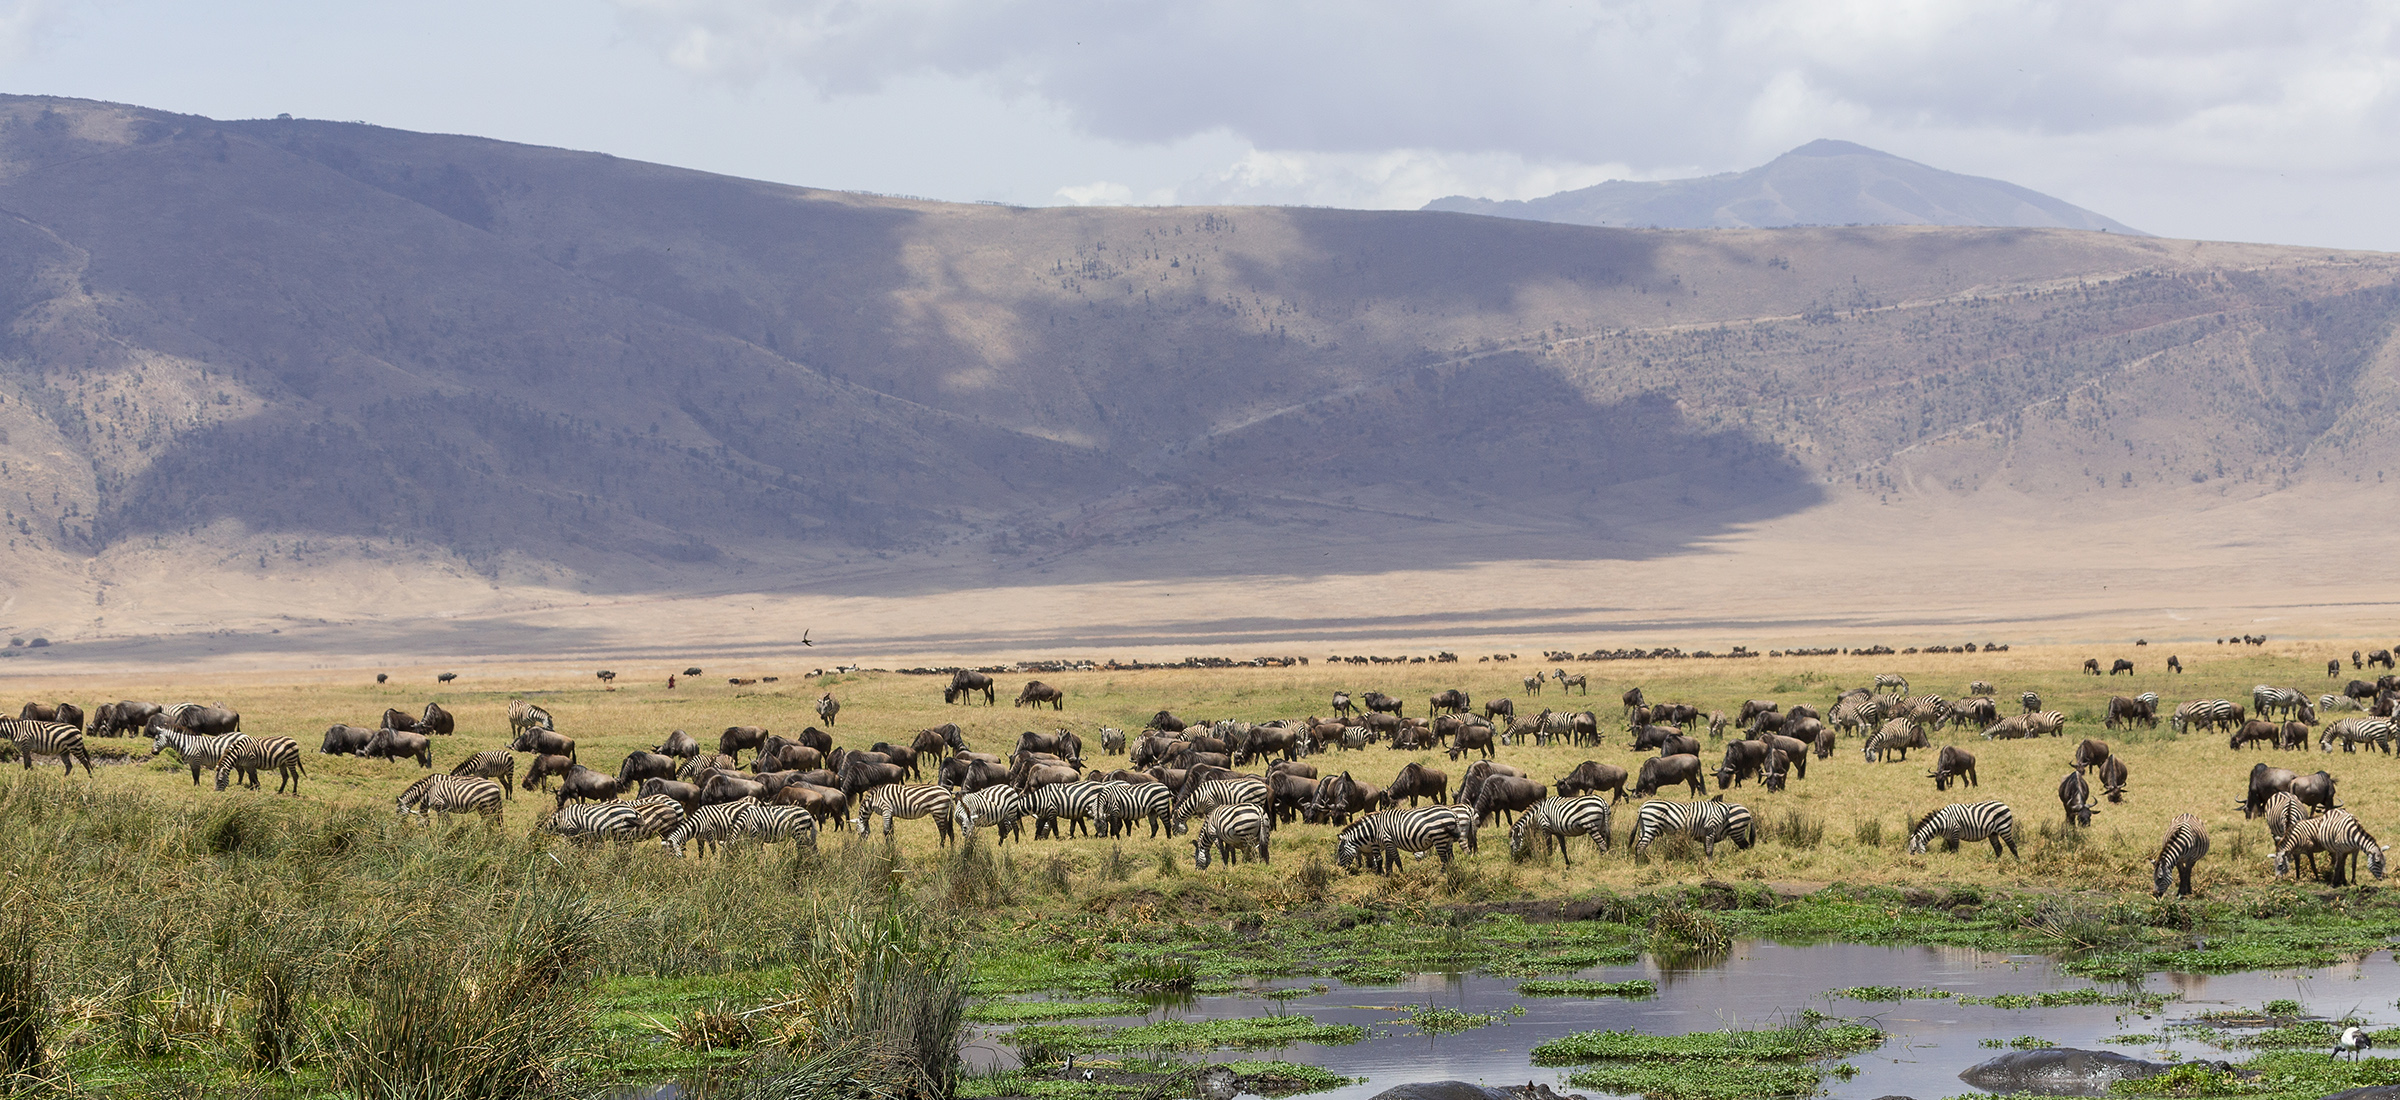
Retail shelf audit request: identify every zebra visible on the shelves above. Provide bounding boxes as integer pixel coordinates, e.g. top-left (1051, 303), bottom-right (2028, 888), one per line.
top-left (743, 803), bottom-right (819, 850)
top-left (1523, 673), bottom-right (1544, 697)
top-left (2152, 813), bottom-right (2210, 898)
top-left (1173, 776), bottom-right (1272, 832)
top-left (1629, 799), bottom-right (1749, 859)
top-left (2169, 701), bottom-right (2213, 734)
top-left (1096, 781), bottom-right (1175, 839)
top-left (1428, 802), bottom-right (1479, 854)
top-left (954, 786), bottom-right (1032, 843)
top-left (449, 750), bottom-right (518, 798)
top-left (394, 775), bottom-right (505, 827)
top-left (2321, 693), bottom-right (2365, 714)
top-left (150, 728), bottom-right (248, 786)
top-left (1907, 801), bottom-right (2018, 858)
top-left (508, 700), bottom-right (554, 735)
top-left (1335, 805), bottom-right (1465, 872)
top-left (2024, 711), bottom-right (2067, 738)
top-left (1509, 796), bottom-right (1612, 867)
top-left (0, 719), bottom-right (94, 777)
top-left (1875, 673), bottom-right (1909, 693)
top-left (2254, 685), bottom-right (2307, 722)
top-left (1192, 804), bottom-right (1272, 868)
top-left (2019, 691), bottom-right (2042, 714)
top-left (1900, 694), bottom-right (1950, 726)
top-left (2275, 808), bottom-right (2387, 886)
top-left (1553, 669), bottom-right (1588, 694)
top-left (629, 794), bottom-right (685, 838)
top-left (2261, 792), bottom-right (2309, 854)
top-left (2203, 699), bottom-right (2244, 732)
top-left (2135, 692), bottom-right (2162, 728)
top-left (541, 801), bottom-right (643, 844)
top-left (2320, 718), bottom-right (2396, 754)
top-left (216, 735), bottom-right (304, 794)
top-left (1029, 781), bottom-right (1107, 840)
top-left (1864, 719), bottom-right (1919, 762)
top-left (853, 784), bottom-right (957, 844)
top-left (663, 798), bottom-right (756, 858)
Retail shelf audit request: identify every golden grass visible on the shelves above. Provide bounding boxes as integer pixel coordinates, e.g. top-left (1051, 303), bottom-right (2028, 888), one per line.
top-left (4, 639), bottom-right (2394, 901)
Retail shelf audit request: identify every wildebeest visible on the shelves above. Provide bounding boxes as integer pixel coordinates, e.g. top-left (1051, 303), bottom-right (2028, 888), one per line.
top-left (947, 669), bottom-right (997, 705)
top-left (1307, 771), bottom-right (1383, 824)
top-left (2109, 659), bottom-right (2134, 676)
top-left (2230, 719), bottom-right (2285, 751)
top-left (656, 729), bottom-right (701, 760)
top-left (2059, 770), bottom-right (2100, 826)
top-left (815, 693), bottom-right (841, 726)
top-left (1556, 761), bottom-right (1629, 802)
top-left (1428, 689), bottom-right (1470, 716)
top-left (2070, 739), bottom-right (2111, 774)
top-left (1148, 710), bottom-right (1189, 734)
top-left (718, 726), bottom-right (769, 763)
top-left (1361, 692), bottom-right (1405, 719)
top-left (1737, 699), bottom-right (1779, 726)
top-left (1014, 681), bottom-right (1065, 710)
top-left (510, 727), bottom-right (577, 764)
top-left (419, 703), bottom-right (455, 736)
top-left (552, 764), bottom-right (622, 808)
top-left (1483, 698), bottom-right (1515, 723)
top-left (914, 723), bottom-right (967, 759)
top-left (166, 704), bottom-right (242, 735)
top-left (363, 728), bottom-right (434, 768)
top-left (2098, 756), bottom-right (2129, 803)
top-left (869, 742), bottom-right (921, 780)
top-left (379, 708), bottom-right (420, 734)
top-left (700, 771), bottom-right (769, 806)
top-left (1620, 686), bottom-right (1644, 713)
top-left (1715, 740), bottom-right (1774, 789)
top-left (1015, 729), bottom-right (1085, 765)
top-left (1267, 773), bottom-right (1320, 824)
top-left (319, 724), bottom-right (381, 755)
top-left (1472, 776), bottom-right (1547, 827)
top-left (1447, 721), bottom-right (1495, 761)
top-left (617, 751), bottom-right (679, 789)
top-left (938, 754), bottom-right (1009, 791)
top-left (638, 777), bottom-right (702, 811)
top-left (1927, 746), bottom-right (1977, 791)
top-left (1330, 692), bottom-right (1356, 718)
top-left (1386, 762), bottom-right (1447, 806)
top-left (1633, 754), bottom-right (1707, 798)
top-left (437, 672), bottom-right (458, 684)
top-left (2289, 770), bottom-right (2339, 813)
top-left (2242, 763), bottom-right (2301, 818)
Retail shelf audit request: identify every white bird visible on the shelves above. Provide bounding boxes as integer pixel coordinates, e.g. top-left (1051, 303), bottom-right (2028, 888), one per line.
top-left (2337, 1025), bottom-right (2372, 1060)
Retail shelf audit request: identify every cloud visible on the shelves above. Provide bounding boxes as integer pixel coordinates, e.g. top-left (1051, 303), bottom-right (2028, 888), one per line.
top-left (0, 0), bottom-right (60, 62)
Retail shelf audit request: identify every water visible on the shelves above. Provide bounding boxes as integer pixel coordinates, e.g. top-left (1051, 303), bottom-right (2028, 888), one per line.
top-left (967, 941), bottom-right (2400, 1099)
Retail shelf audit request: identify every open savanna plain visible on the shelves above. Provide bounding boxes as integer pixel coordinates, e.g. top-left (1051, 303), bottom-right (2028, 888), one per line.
top-left (9, 641), bottom-right (2400, 1100)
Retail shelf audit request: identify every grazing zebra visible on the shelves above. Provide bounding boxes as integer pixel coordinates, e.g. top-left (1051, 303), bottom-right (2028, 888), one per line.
top-left (2152, 814), bottom-right (2210, 898)
top-left (1629, 799), bottom-right (1748, 859)
top-left (2135, 692), bottom-right (2161, 727)
top-left (508, 700), bottom-right (554, 735)
top-left (2320, 718), bottom-right (2396, 754)
top-left (2275, 808), bottom-right (2388, 886)
top-left (2169, 701), bottom-right (2214, 734)
top-left (541, 801), bottom-right (643, 844)
top-left (2261, 792), bottom-right (2309, 851)
top-left (2019, 691), bottom-right (2042, 714)
top-left (1864, 719), bottom-right (1919, 762)
top-left (954, 786), bottom-right (1032, 844)
top-left (1029, 781), bottom-right (1107, 840)
top-left (1968, 680), bottom-right (1997, 697)
top-left (0, 719), bottom-right (94, 777)
top-left (1174, 776), bottom-right (1273, 832)
top-left (150, 728), bottom-right (247, 786)
top-left (1097, 781), bottom-right (1175, 839)
top-left (743, 803), bottom-right (819, 849)
top-left (1907, 801), bottom-right (2019, 858)
top-left (663, 798), bottom-right (756, 858)
top-left (853, 784), bottom-right (957, 844)
top-left (1509, 796), bottom-right (1612, 867)
top-left (629, 794), bottom-right (685, 838)
top-left (2204, 699), bottom-right (2244, 731)
top-left (2024, 711), bottom-right (2067, 738)
top-left (2254, 685), bottom-right (2307, 721)
top-left (2321, 693), bottom-right (2364, 714)
top-left (1875, 673), bottom-right (1909, 693)
top-left (216, 735), bottom-right (304, 794)
top-left (394, 775), bottom-right (505, 827)
top-left (1427, 802), bottom-right (1479, 854)
top-left (1192, 804), bottom-right (1272, 868)
top-left (1336, 805), bottom-right (1464, 872)
top-left (449, 750), bottom-right (518, 799)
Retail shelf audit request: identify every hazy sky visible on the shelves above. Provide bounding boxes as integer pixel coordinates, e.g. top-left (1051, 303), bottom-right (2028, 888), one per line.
top-left (3, 0), bottom-right (2397, 249)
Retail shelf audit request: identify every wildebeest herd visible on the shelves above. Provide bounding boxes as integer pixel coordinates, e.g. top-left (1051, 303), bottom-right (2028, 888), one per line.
top-left (6, 658), bottom-right (2400, 898)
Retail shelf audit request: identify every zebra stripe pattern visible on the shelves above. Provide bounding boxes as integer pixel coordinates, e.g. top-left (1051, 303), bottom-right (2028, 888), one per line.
top-left (1097, 781), bottom-right (1174, 839)
top-left (394, 775), bottom-right (505, 826)
top-left (2276, 808), bottom-right (2386, 886)
top-left (1192, 804), bottom-right (1271, 868)
top-left (953, 786), bottom-right (1031, 844)
top-left (1864, 719), bottom-right (1917, 762)
top-left (150, 728), bottom-right (247, 786)
top-left (1509, 796), bottom-right (1612, 867)
top-left (2262, 791), bottom-right (2308, 849)
top-left (543, 801), bottom-right (643, 844)
top-left (2321, 693), bottom-right (2364, 713)
top-left (2321, 718), bottom-right (2396, 754)
top-left (630, 794), bottom-right (685, 838)
top-left (1349, 805), bottom-right (1470, 872)
top-left (2024, 711), bottom-right (2067, 737)
top-left (1908, 801), bottom-right (2019, 858)
top-left (2254, 685), bottom-right (2307, 721)
top-left (663, 798), bottom-right (756, 858)
top-left (2169, 701), bottom-right (2213, 734)
top-left (854, 784), bottom-right (957, 844)
top-left (216, 735), bottom-right (304, 794)
top-left (508, 700), bottom-right (554, 734)
top-left (743, 804), bottom-right (819, 849)
top-left (1029, 781), bottom-right (1106, 840)
top-left (2152, 813), bottom-right (2210, 897)
top-left (1629, 799), bottom-right (1747, 858)
top-left (450, 750), bottom-right (518, 798)
top-left (1, 719), bottom-right (94, 777)
top-left (1875, 674), bottom-right (1909, 693)
top-left (1174, 777), bottom-right (1272, 830)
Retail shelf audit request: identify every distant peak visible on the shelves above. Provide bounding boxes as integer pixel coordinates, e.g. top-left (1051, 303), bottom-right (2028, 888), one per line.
top-left (1784, 139), bottom-right (1888, 158)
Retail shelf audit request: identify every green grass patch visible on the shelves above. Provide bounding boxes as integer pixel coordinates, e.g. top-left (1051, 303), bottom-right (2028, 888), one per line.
top-left (1007, 1015), bottom-right (1368, 1056)
top-left (1829, 985), bottom-right (1952, 1001)
top-left (1516, 979), bottom-right (1659, 998)
top-left (1219, 1059), bottom-right (1360, 1095)
top-left (1401, 1003), bottom-right (1522, 1034)
top-left (966, 999), bottom-right (1150, 1024)
top-left (1957, 987), bottom-right (2173, 1012)
top-left (1562, 1060), bottom-right (1828, 1100)
top-left (1531, 1019), bottom-right (1884, 1065)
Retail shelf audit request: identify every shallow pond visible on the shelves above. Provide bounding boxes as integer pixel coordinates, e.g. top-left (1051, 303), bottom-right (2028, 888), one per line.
top-left (970, 940), bottom-right (2400, 1098)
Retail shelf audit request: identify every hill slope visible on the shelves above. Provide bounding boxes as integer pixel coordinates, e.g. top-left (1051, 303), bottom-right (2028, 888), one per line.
top-left (1425, 140), bottom-right (2143, 233)
top-left (0, 97), bottom-right (2392, 657)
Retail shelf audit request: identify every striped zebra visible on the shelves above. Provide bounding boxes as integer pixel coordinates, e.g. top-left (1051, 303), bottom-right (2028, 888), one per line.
top-left (449, 750), bottom-right (517, 799)
top-left (1029, 781), bottom-right (1106, 840)
top-left (853, 784), bottom-right (957, 844)
top-left (953, 786), bottom-right (1032, 844)
top-left (1864, 719), bottom-right (1919, 762)
top-left (2203, 699), bottom-right (2244, 731)
top-left (1509, 796), bottom-right (1612, 867)
top-left (1900, 694), bottom-right (1949, 726)
top-left (743, 804), bottom-right (819, 850)
top-left (2261, 792), bottom-right (2309, 852)
top-left (1336, 805), bottom-right (1469, 873)
top-left (1429, 803), bottom-right (1479, 854)
top-left (2024, 711), bottom-right (2067, 738)
top-left (1907, 801), bottom-right (2019, 858)
top-left (2020, 691), bottom-right (2042, 714)
top-left (1875, 673), bottom-right (1909, 693)
top-left (1096, 781), bottom-right (1174, 839)
top-left (629, 794), bottom-right (685, 838)
top-left (541, 801), bottom-right (643, 844)
top-left (394, 775), bottom-right (505, 827)
top-left (2320, 718), bottom-right (2396, 754)
top-left (2275, 808), bottom-right (2387, 886)
top-left (2254, 685), bottom-right (2307, 721)
top-left (508, 700), bottom-right (554, 736)
top-left (1629, 799), bottom-right (1749, 859)
top-left (2152, 813), bottom-right (2210, 898)
top-left (2169, 701), bottom-right (2213, 734)
top-left (662, 798), bottom-right (756, 858)
top-left (0, 719), bottom-right (94, 777)
top-left (2321, 693), bottom-right (2365, 714)
top-left (2135, 692), bottom-right (2161, 728)
top-left (216, 735), bottom-right (304, 794)
top-left (1174, 776), bottom-right (1272, 832)
top-left (150, 728), bottom-right (247, 786)
top-left (1192, 804), bottom-right (1271, 868)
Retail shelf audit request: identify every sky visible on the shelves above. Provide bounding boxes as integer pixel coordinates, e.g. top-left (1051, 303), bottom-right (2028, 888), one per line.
top-left (2, 0), bottom-right (2397, 250)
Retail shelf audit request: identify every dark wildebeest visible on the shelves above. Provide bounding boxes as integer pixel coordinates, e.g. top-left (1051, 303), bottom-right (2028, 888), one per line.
top-left (108, 701), bottom-right (163, 736)
top-left (1928, 746), bottom-right (1978, 791)
top-left (1386, 762), bottom-right (1447, 806)
top-left (2059, 770), bottom-right (2100, 827)
top-left (1813, 727), bottom-right (1836, 759)
top-left (1620, 686), bottom-right (1645, 714)
top-left (1654, 702), bottom-right (1702, 728)
top-left (319, 724), bottom-right (380, 756)
top-left (2332, 659), bottom-right (2345, 678)
top-left (2099, 756), bottom-right (2129, 803)
top-left (2289, 770), bottom-right (2339, 814)
top-left (1014, 681), bottom-right (1065, 710)
top-left (419, 703), bottom-right (455, 736)
top-left (1634, 754), bottom-right (1707, 798)
top-left (1750, 711), bottom-right (1787, 736)
top-left (871, 742), bottom-right (921, 780)
top-left (719, 726), bottom-right (769, 762)
top-left (380, 708), bottom-right (421, 734)
top-left (794, 727), bottom-right (834, 755)
top-left (523, 754), bottom-right (576, 792)
top-left (510, 727), bottom-right (577, 765)
top-left (1556, 761), bottom-right (1629, 802)
top-left (1016, 729), bottom-right (1085, 766)
top-left (948, 669), bottom-right (996, 705)
top-left (1737, 699), bottom-right (1779, 726)
top-left (1331, 691), bottom-right (1356, 718)
top-left (913, 724), bottom-right (964, 760)
top-left (754, 742), bottom-right (824, 773)
top-left (1361, 692), bottom-right (1405, 719)
top-left (1472, 776), bottom-right (1547, 827)
top-left (2082, 658), bottom-right (2102, 675)
top-left (1762, 734), bottom-right (1811, 781)
top-left (169, 705), bottom-right (242, 735)
top-left (656, 729), bottom-right (701, 761)
top-left (617, 751), bottom-right (679, 789)
top-left (939, 754), bottom-right (1009, 792)
top-left (2104, 696), bottom-right (2148, 730)
top-left (2242, 763), bottom-right (2301, 818)
top-left (770, 782), bottom-right (849, 823)
top-left (1269, 760), bottom-right (1317, 780)
top-left (15, 703), bottom-right (55, 723)
top-left (1570, 711), bottom-right (1600, 746)
top-left (1268, 773), bottom-right (1320, 824)
top-left (2374, 650), bottom-right (2398, 670)
top-left (1715, 740), bottom-right (1773, 789)
top-left (1782, 716), bottom-right (1825, 751)
top-left (1235, 724), bottom-right (1302, 765)
top-left (700, 771), bottom-right (769, 806)
top-left (2346, 679), bottom-right (2380, 703)
top-left (1307, 772), bottom-right (1383, 825)
top-left (437, 672), bottom-right (458, 684)
top-left (1429, 689), bottom-right (1469, 716)
top-left (553, 764), bottom-right (621, 808)
top-left (1629, 724), bottom-right (1682, 752)
top-left (2110, 659), bottom-right (2135, 676)
top-left (363, 728), bottom-right (433, 768)
top-left (1149, 710), bottom-right (1189, 734)
top-left (2167, 655), bottom-right (2183, 673)
top-left (1483, 698), bottom-right (1515, 723)
top-left (2229, 720), bottom-right (2282, 751)
top-left (2280, 720), bottom-right (2313, 751)
top-left (1447, 721), bottom-right (1495, 761)
top-left (2070, 738), bottom-right (2112, 774)
top-left (639, 777), bottom-right (702, 812)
